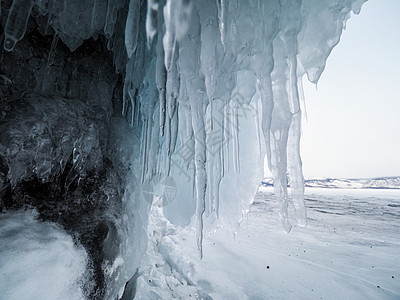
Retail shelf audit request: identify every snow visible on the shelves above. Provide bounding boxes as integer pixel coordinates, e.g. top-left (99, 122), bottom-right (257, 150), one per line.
top-left (0, 210), bottom-right (89, 300)
top-left (135, 187), bottom-right (400, 299)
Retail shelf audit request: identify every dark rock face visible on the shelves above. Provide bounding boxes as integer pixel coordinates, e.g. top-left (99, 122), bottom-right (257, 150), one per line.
top-left (0, 4), bottom-right (130, 299)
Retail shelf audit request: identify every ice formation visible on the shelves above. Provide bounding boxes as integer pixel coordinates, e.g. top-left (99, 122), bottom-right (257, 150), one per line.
top-left (0, 0), bottom-right (366, 298)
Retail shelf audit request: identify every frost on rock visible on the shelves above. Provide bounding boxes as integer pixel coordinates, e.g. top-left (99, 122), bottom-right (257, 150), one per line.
top-left (0, 0), bottom-right (366, 297)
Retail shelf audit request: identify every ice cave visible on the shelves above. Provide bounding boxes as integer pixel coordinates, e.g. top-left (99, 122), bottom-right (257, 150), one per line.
top-left (1, 0), bottom-right (399, 299)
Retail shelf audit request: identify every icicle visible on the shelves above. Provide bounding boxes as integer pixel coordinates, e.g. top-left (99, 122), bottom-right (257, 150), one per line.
top-left (297, 74), bottom-right (308, 122)
top-left (228, 78), bottom-right (242, 174)
top-left (179, 7), bottom-right (207, 258)
top-left (281, 0), bottom-right (307, 227)
top-left (279, 0), bottom-right (307, 229)
top-left (146, 0), bottom-right (159, 47)
top-left (163, 0), bottom-right (192, 69)
top-left (165, 110), bottom-right (171, 171)
top-left (270, 135), bottom-right (291, 233)
top-left (145, 115), bottom-right (152, 182)
top-left (257, 76), bottom-right (274, 170)
top-left (159, 87), bottom-right (166, 136)
top-left (233, 102), bottom-right (240, 173)
top-left (207, 99), bottom-right (224, 218)
top-left (269, 34), bottom-right (293, 232)
top-left (125, 0), bottom-right (141, 59)
top-left (199, 0), bottom-right (218, 131)
top-left (128, 86), bottom-right (136, 126)
top-left (166, 47), bottom-right (180, 120)
top-left (220, 109), bottom-right (225, 178)
top-left (287, 111), bottom-right (307, 227)
top-left (169, 111), bottom-right (178, 155)
top-left (135, 94), bottom-right (141, 127)
top-left (148, 103), bottom-right (161, 178)
top-left (4, 0), bottom-right (34, 51)
top-left (41, 33), bottom-right (59, 93)
top-left (125, 0), bottom-right (140, 58)
top-left (163, 0), bottom-right (175, 70)
top-left (216, 0), bottom-right (226, 49)
top-left (205, 102), bottom-right (213, 216)
top-left (188, 80), bottom-right (207, 258)
top-left (156, 1), bottom-right (167, 136)
top-left (213, 149), bottom-right (222, 217)
top-left (104, 0), bottom-right (116, 36)
top-left (141, 57), bottom-right (159, 181)
top-left (223, 98), bottom-right (230, 172)
top-left (141, 119), bottom-right (149, 183)
top-left (255, 99), bottom-right (262, 159)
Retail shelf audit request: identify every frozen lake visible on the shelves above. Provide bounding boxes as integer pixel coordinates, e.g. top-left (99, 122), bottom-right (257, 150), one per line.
top-left (135, 187), bottom-right (400, 299)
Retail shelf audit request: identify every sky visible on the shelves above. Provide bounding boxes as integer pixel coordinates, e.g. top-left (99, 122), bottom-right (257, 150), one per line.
top-left (300, 0), bottom-right (400, 179)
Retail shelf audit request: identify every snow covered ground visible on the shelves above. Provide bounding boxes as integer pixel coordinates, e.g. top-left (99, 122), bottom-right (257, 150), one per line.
top-left (135, 187), bottom-right (400, 299)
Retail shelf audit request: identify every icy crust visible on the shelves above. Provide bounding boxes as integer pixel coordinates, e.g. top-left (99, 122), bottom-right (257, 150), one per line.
top-left (0, 95), bottom-right (107, 188)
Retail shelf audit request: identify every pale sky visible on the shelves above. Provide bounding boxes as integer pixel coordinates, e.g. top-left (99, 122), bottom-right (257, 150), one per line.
top-left (300, 0), bottom-right (400, 179)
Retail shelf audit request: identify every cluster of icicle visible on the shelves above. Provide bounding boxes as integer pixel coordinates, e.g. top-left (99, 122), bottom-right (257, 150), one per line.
top-left (135, 0), bottom-right (366, 256)
top-left (2, 0), bottom-right (366, 257)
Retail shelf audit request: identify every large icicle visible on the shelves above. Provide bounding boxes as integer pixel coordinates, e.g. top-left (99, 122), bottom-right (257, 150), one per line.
top-left (199, 0), bottom-right (219, 110)
top-left (281, 0), bottom-right (307, 228)
top-left (252, 0), bottom-right (281, 183)
top-left (179, 6), bottom-right (207, 258)
top-left (163, 0), bottom-right (176, 70)
top-left (216, 0), bottom-right (226, 49)
top-left (156, 1), bottom-right (167, 136)
top-left (3, 0), bottom-right (34, 51)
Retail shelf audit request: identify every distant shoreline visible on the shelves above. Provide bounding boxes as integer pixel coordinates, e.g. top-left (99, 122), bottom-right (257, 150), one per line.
top-left (262, 177), bottom-right (400, 190)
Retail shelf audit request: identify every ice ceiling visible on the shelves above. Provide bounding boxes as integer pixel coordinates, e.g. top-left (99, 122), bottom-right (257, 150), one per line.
top-left (0, 0), bottom-right (366, 298)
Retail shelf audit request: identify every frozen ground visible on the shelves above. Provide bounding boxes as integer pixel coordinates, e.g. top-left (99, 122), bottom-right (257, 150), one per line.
top-left (135, 187), bottom-right (400, 299)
